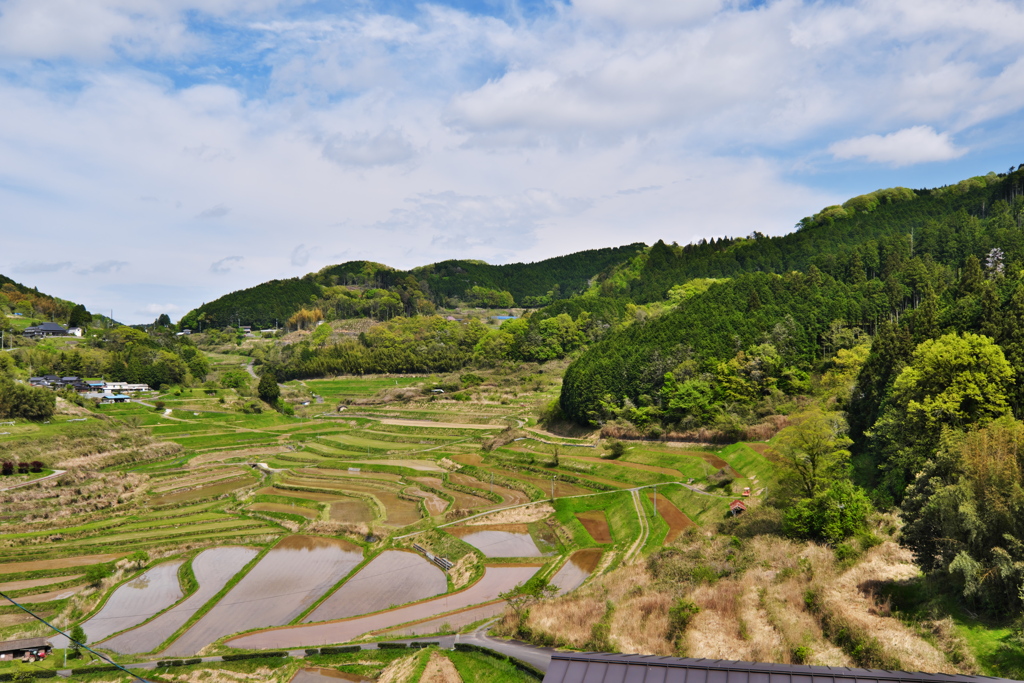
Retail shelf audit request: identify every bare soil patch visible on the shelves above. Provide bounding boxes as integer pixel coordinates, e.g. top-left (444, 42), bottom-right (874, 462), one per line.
top-left (575, 511), bottom-right (612, 544)
top-left (329, 499), bottom-right (374, 524)
top-left (0, 552), bottom-right (122, 575)
top-left (0, 574), bottom-right (82, 591)
top-left (649, 493), bottom-right (695, 543)
top-left (421, 651), bottom-right (462, 683)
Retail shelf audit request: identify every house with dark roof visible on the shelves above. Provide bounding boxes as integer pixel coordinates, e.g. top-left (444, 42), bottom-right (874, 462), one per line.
top-left (22, 322), bottom-right (68, 338)
top-left (541, 654), bottom-right (1016, 683)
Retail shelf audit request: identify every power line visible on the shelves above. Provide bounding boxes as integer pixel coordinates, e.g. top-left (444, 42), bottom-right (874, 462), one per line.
top-left (0, 590), bottom-right (152, 683)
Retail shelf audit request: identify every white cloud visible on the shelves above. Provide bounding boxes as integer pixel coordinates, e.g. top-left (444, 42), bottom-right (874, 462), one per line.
top-left (1, 0), bottom-right (1024, 321)
top-left (291, 244), bottom-right (310, 267)
top-left (828, 126), bottom-right (966, 166)
top-left (210, 256), bottom-right (243, 274)
top-left (322, 128), bottom-right (417, 167)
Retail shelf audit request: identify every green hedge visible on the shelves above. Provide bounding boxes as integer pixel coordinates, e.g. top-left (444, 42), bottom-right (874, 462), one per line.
top-left (320, 646), bottom-right (361, 655)
top-left (220, 651), bottom-right (287, 662)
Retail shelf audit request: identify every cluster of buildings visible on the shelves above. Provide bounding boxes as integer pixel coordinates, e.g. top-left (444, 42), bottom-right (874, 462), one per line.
top-left (27, 376), bottom-right (150, 402)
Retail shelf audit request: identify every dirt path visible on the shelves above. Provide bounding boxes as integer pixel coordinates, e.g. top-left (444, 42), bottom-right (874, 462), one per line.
top-left (624, 489), bottom-right (649, 563)
top-left (0, 469), bottom-right (65, 491)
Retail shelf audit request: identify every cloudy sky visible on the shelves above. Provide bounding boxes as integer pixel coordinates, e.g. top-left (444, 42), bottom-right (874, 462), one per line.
top-left (3, 0), bottom-right (1024, 323)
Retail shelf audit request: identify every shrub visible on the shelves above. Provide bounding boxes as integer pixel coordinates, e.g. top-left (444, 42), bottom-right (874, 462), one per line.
top-left (667, 598), bottom-right (701, 640)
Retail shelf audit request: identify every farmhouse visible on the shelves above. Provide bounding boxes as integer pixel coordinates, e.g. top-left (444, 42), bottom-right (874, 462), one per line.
top-left (0, 637), bottom-right (52, 662)
top-left (22, 322), bottom-right (68, 338)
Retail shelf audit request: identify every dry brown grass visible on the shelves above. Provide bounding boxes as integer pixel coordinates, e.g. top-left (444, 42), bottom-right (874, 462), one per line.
top-left (421, 651), bottom-right (463, 683)
top-left (378, 651), bottom-right (422, 683)
top-left (465, 502), bottom-right (554, 525)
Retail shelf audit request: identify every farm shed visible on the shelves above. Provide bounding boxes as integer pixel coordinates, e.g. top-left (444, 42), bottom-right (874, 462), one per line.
top-left (0, 637), bottom-right (52, 661)
top-left (542, 654), bottom-right (1020, 683)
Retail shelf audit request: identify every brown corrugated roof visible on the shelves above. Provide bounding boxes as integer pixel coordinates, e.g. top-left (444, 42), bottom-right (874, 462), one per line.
top-left (0, 637), bottom-right (52, 652)
top-left (542, 654), bottom-right (1019, 683)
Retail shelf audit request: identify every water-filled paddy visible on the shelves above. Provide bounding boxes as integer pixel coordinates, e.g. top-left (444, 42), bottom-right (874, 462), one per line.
top-left (448, 525), bottom-right (545, 557)
top-left (575, 511), bottom-right (612, 543)
top-left (84, 561), bottom-right (184, 643)
top-left (550, 548), bottom-right (602, 595)
top-left (162, 536), bottom-right (362, 656)
top-left (305, 550), bottom-right (446, 623)
top-left (383, 601), bottom-right (506, 636)
top-left (227, 565), bottom-right (541, 649)
top-left (103, 546), bottom-right (258, 654)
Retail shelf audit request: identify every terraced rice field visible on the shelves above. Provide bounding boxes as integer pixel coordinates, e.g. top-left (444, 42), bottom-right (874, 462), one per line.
top-left (18, 586), bottom-right (83, 603)
top-left (449, 473), bottom-right (528, 506)
top-left (304, 551), bottom-right (447, 622)
top-left (162, 536), bottom-right (362, 656)
top-left (650, 492), bottom-right (695, 543)
top-left (413, 478), bottom-right (491, 509)
top-left (103, 546), bottom-right (259, 654)
top-left (150, 476), bottom-right (256, 506)
top-left (549, 548), bottom-right (602, 595)
top-left (500, 470), bottom-right (592, 498)
top-left (0, 574), bottom-right (82, 591)
top-left (226, 565), bottom-right (542, 649)
top-left (575, 511), bottom-right (612, 544)
top-left (447, 525), bottom-right (545, 557)
top-left (291, 668), bottom-right (371, 682)
top-left (0, 553), bottom-right (122, 575)
top-left (83, 561), bottom-right (184, 643)
top-left (405, 488), bottom-right (448, 516)
top-left (328, 499), bottom-right (375, 523)
top-left (382, 602), bottom-right (506, 637)
top-left (249, 503), bottom-right (319, 519)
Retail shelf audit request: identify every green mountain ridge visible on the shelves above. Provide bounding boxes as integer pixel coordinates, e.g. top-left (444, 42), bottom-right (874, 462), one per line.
top-left (178, 244), bottom-right (646, 330)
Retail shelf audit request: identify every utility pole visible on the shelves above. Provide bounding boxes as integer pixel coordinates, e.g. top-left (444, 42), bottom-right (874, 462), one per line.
top-left (653, 485), bottom-right (657, 518)
top-left (551, 475), bottom-right (555, 501)
top-left (490, 472), bottom-right (493, 494)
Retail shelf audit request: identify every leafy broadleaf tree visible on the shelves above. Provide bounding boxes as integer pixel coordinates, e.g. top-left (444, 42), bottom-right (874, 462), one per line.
top-left (770, 409), bottom-right (853, 500)
top-left (869, 332), bottom-right (1014, 502)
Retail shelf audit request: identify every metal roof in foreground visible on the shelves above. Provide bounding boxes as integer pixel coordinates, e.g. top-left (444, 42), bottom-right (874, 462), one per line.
top-left (542, 654), bottom-right (1019, 683)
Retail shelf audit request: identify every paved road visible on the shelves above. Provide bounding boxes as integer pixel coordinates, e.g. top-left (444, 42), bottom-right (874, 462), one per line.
top-left (55, 621), bottom-right (555, 679)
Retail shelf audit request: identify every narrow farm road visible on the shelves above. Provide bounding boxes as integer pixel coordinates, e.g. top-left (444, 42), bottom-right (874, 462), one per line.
top-left (0, 469), bottom-right (66, 491)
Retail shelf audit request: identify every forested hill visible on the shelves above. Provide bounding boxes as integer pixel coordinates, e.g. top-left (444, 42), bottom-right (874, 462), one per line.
top-left (0, 274), bottom-right (92, 325)
top-left (604, 173), bottom-right (1021, 303)
top-left (178, 243), bottom-right (645, 330)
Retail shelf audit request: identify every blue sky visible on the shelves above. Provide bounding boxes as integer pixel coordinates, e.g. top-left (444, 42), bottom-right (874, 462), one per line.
top-left (3, 0), bottom-right (1024, 323)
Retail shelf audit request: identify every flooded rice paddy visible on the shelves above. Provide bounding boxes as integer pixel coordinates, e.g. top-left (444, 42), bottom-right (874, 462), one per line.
top-left (84, 561), bottom-right (184, 643)
top-left (103, 546), bottom-right (258, 654)
top-left (382, 602), bottom-right (506, 637)
top-left (575, 511), bottom-right (613, 543)
top-left (304, 551), bottom-right (446, 623)
top-left (162, 536), bottom-right (362, 656)
top-left (550, 548), bottom-right (602, 595)
top-left (448, 524), bottom-right (545, 557)
top-left (227, 565), bottom-right (541, 649)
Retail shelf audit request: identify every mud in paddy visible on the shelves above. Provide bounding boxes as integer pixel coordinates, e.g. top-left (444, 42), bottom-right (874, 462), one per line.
top-left (83, 560), bottom-right (185, 643)
top-left (549, 548), bottom-right (602, 595)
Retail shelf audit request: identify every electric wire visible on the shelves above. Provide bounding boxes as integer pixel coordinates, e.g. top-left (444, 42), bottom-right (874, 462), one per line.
top-left (0, 590), bottom-right (151, 683)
